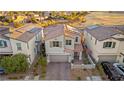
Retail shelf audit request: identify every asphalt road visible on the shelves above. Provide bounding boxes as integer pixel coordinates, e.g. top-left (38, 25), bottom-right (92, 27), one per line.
top-left (46, 62), bottom-right (71, 80)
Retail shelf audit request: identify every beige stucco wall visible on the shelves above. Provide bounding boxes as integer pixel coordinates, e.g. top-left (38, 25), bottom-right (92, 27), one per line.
top-left (45, 35), bottom-right (65, 54)
top-left (96, 38), bottom-right (120, 54)
top-left (65, 36), bottom-right (74, 50)
top-left (10, 39), bottom-right (28, 55)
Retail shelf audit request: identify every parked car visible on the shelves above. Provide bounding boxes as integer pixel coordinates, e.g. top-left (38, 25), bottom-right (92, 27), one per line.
top-left (0, 68), bottom-right (5, 75)
top-left (101, 62), bottom-right (123, 80)
top-left (113, 63), bottom-right (124, 76)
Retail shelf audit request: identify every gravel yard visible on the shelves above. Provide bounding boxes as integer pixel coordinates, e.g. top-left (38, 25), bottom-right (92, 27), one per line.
top-left (70, 68), bottom-right (108, 80)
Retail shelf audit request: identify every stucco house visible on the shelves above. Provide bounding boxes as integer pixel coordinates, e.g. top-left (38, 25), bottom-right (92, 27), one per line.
top-left (84, 25), bottom-right (124, 64)
top-left (0, 24), bottom-right (43, 64)
top-left (43, 24), bottom-right (83, 63)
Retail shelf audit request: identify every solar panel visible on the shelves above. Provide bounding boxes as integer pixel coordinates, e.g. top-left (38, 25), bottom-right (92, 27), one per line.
top-left (87, 25), bottom-right (99, 30)
top-left (28, 27), bottom-right (42, 34)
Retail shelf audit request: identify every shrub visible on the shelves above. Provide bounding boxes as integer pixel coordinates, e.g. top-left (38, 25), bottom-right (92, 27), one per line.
top-left (77, 76), bottom-right (81, 80)
top-left (13, 22), bottom-right (24, 28)
top-left (0, 53), bottom-right (29, 74)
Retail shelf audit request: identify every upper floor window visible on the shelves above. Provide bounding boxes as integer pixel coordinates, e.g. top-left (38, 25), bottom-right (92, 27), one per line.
top-left (75, 37), bottom-right (78, 42)
top-left (53, 41), bottom-right (59, 47)
top-left (0, 40), bottom-right (7, 48)
top-left (50, 41), bottom-right (62, 47)
top-left (103, 42), bottom-right (116, 48)
top-left (66, 40), bottom-right (72, 45)
top-left (16, 43), bottom-right (22, 51)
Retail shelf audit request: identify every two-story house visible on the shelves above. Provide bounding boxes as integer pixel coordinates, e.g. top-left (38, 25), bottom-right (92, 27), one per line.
top-left (44, 24), bottom-right (83, 63)
top-left (84, 25), bottom-right (124, 64)
top-left (0, 24), bottom-right (43, 64)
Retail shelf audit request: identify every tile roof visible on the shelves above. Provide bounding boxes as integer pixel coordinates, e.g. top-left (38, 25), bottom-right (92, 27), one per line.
top-left (16, 31), bottom-right (35, 42)
top-left (85, 25), bottom-right (123, 41)
top-left (44, 24), bottom-right (64, 40)
top-left (10, 24), bottom-right (42, 42)
top-left (44, 24), bottom-right (81, 40)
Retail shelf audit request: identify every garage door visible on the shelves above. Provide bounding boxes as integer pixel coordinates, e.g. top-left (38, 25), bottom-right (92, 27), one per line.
top-left (49, 55), bottom-right (68, 62)
top-left (98, 55), bottom-right (117, 62)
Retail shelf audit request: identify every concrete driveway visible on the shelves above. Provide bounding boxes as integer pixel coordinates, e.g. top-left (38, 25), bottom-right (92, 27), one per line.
top-left (46, 62), bottom-right (71, 80)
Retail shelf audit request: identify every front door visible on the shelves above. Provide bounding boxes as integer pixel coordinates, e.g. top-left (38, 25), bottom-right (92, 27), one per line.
top-left (74, 52), bottom-right (79, 60)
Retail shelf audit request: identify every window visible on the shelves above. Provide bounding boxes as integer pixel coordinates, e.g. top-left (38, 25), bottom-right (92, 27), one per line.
top-left (53, 41), bottom-right (60, 47)
top-left (75, 37), bottom-right (78, 42)
top-left (50, 41), bottom-right (62, 47)
top-left (66, 40), bottom-right (72, 45)
top-left (103, 42), bottom-right (116, 48)
top-left (16, 43), bottom-right (22, 51)
top-left (0, 40), bottom-right (7, 48)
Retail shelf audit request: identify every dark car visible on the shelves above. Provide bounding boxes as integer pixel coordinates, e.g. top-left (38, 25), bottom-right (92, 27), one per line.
top-left (0, 68), bottom-right (5, 75)
top-left (101, 62), bottom-right (123, 80)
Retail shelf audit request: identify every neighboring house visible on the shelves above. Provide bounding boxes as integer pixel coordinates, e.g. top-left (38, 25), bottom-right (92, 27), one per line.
top-left (0, 27), bottom-right (13, 55)
top-left (44, 24), bottom-right (83, 63)
top-left (84, 25), bottom-right (124, 64)
top-left (0, 24), bottom-right (43, 64)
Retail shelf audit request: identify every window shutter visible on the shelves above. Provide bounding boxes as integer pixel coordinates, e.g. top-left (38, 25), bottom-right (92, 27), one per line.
top-left (0, 40), bottom-right (3, 47)
top-left (112, 42), bottom-right (116, 48)
top-left (50, 41), bottom-right (52, 47)
top-left (60, 42), bottom-right (62, 47)
top-left (103, 42), bottom-right (106, 48)
top-left (3, 41), bottom-right (7, 47)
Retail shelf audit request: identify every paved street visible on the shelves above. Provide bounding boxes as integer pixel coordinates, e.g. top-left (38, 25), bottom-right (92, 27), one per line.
top-left (46, 62), bottom-right (71, 80)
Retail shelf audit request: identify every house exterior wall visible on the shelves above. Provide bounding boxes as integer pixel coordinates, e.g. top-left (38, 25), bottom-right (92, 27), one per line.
top-left (117, 55), bottom-right (124, 64)
top-left (117, 40), bottom-right (124, 54)
top-left (84, 30), bottom-right (123, 62)
top-left (10, 39), bottom-right (28, 55)
top-left (84, 31), bottom-right (98, 61)
top-left (96, 38), bottom-right (120, 54)
top-left (65, 36), bottom-right (74, 50)
top-left (45, 35), bottom-right (65, 54)
top-left (0, 37), bottom-right (13, 54)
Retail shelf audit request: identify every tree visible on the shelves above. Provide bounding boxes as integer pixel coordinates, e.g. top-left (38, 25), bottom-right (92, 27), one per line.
top-left (0, 53), bottom-right (29, 74)
top-left (13, 22), bottom-right (24, 28)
